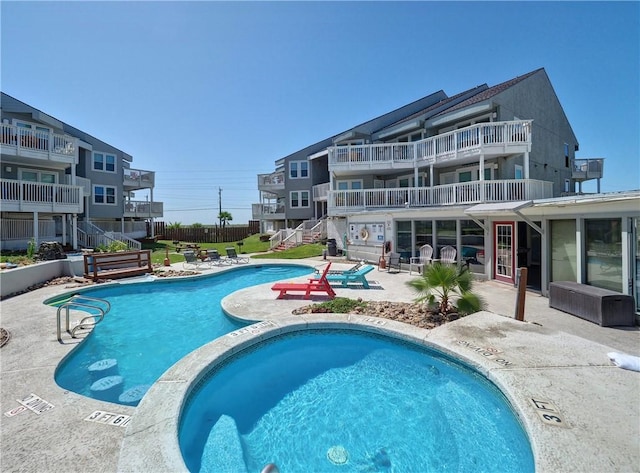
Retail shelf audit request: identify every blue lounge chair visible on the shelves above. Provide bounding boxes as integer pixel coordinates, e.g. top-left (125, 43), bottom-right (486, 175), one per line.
top-left (320, 264), bottom-right (375, 288)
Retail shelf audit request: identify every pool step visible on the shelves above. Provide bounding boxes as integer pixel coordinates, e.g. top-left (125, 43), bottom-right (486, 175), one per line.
top-left (201, 415), bottom-right (248, 473)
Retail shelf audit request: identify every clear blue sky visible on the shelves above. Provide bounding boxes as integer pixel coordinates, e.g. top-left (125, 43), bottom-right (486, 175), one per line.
top-left (2, 1), bottom-right (638, 225)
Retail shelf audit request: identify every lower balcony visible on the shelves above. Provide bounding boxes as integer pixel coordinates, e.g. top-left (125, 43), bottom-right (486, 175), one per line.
top-left (252, 203), bottom-right (285, 220)
top-left (124, 200), bottom-right (163, 218)
top-left (328, 179), bottom-right (553, 214)
top-left (0, 179), bottom-right (83, 213)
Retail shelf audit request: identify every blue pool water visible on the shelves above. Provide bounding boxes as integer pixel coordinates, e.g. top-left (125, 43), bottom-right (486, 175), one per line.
top-left (179, 330), bottom-right (534, 473)
top-left (53, 264), bottom-right (312, 405)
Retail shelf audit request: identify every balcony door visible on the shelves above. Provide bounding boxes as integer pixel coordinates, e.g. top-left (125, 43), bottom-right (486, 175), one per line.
top-left (494, 222), bottom-right (515, 283)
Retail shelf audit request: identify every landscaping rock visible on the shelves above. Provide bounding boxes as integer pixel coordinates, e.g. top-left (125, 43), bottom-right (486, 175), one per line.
top-left (37, 241), bottom-right (67, 261)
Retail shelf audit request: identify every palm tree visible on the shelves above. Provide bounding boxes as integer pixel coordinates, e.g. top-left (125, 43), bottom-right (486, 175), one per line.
top-left (407, 263), bottom-right (485, 315)
top-left (218, 211), bottom-right (233, 228)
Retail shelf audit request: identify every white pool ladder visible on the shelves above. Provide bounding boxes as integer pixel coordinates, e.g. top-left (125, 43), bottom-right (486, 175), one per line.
top-left (56, 295), bottom-right (111, 343)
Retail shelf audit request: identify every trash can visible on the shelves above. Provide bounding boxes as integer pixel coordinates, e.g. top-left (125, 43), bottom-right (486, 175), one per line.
top-left (327, 239), bottom-right (337, 257)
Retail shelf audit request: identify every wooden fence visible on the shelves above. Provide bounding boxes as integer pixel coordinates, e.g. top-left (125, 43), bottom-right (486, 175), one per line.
top-left (153, 221), bottom-right (260, 244)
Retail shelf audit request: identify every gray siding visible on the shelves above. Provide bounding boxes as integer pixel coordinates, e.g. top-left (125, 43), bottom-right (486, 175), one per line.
top-left (492, 70), bottom-right (578, 195)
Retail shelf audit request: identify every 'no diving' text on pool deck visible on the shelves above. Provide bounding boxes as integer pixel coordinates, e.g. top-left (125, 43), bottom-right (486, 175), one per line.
top-left (15, 393), bottom-right (54, 415)
top-left (454, 339), bottom-right (513, 367)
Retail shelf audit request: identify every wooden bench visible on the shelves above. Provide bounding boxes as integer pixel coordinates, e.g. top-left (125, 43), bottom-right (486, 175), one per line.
top-left (549, 281), bottom-right (635, 326)
top-left (83, 250), bottom-right (153, 281)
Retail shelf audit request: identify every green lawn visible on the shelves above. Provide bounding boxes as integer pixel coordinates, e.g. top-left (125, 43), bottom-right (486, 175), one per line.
top-left (146, 235), bottom-right (325, 265)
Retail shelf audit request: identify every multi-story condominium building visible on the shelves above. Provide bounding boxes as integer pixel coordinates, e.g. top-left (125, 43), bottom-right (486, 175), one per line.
top-left (256, 68), bottom-right (639, 313)
top-left (0, 92), bottom-right (163, 251)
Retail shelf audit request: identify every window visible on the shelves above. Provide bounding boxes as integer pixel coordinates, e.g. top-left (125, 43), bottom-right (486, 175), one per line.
top-left (515, 165), bottom-right (524, 180)
top-left (94, 185), bottom-right (117, 205)
top-left (93, 152), bottom-right (116, 173)
top-left (289, 161), bottom-right (308, 179)
top-left (290, 190), bottom-right (309, 208)
top-left (336, 180), bottom-right (363, 190)
top-left (585, 218), bottom-right (623, 292)
top-left (19, 169), bottom-right (57, 183)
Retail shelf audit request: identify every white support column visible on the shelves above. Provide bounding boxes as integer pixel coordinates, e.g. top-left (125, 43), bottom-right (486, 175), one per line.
top-left (524, 151), bottom-right (530, 179)
top-left (456, 219), bottom-right (462, 267)
top-left (622, 217), bottom-right (632, 295)
top-left (72, 214), bottom-right (78, 249)
top-left (62, 215), bottom-right (67, 247)
top-left (411, 220), bottom-right (416, 258)
top-left (150, 190), bottom-right (155, 238)
top-left (479, 154), bottom-right (485, 202)
top-left (432, 219), bottom-right (437, 257)
top-left (485, 219), bottom-right (493, 280)
top-left (576, 217), bottom-right (584, 283)
top-left (32, 211), bottom-right (39, 246)
top-left (540, 219), bottom-right (549, 296)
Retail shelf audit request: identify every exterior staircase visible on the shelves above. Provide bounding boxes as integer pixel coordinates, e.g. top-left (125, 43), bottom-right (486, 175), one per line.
top-left (77, 221), bottom-right (142, 250)
top-left (270, 219), bottom-right (326, 252)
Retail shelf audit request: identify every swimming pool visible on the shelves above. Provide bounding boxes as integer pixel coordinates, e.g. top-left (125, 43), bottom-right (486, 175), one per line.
top-left (179, 330), bottom-right (534, 472)
top-left (52, 264), bottom-right (312, 406)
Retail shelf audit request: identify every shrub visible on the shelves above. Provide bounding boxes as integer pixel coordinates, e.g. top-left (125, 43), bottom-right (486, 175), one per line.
top-left (407, 263), bottom-right (485, 315)
top-left (26, 238), bottom-right (36, 259)
top-left (104, 241), bottom-right (128, 252)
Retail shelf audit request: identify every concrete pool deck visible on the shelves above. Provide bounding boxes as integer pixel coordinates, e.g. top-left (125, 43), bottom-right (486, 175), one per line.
top-left (1, 257), bottom-right (639, 472)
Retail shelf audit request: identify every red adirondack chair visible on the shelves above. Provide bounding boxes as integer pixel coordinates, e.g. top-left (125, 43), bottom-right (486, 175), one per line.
top-left (271, 262), bottom-right (337, 300)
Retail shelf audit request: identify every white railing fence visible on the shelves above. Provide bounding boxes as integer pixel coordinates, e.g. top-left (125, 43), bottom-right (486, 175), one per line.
top-left (0, 123), bottom-right (76, 156)
top-left (0, 219), bottom-right (56, 242)
top-left (77, 221), bottom-right (141, 250)
top-left (124, 200), bottom-right (163, 217)
top-left (329, 179), bottom-right (553, 211)
top-left (124, 168), bottom-right (155, 187)
top-left (329, 120), bottom-right (532, 167)
top-left (1, 179), bottom-right (82, 207)
top-left (269, 228), bottom-right (293, 249)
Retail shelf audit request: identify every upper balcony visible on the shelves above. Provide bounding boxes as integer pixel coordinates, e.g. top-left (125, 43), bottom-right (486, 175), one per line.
top-left (0, 123), bottom-right (78, 168)
top-left (571, 158), bottom-right (604, 181)
top-left (252, 203), bottom-right (285, 220)
top-left (328, 179), bottom-right (552, 214)
top-left (258, 172), bottom-right (285, 193)
top-left (312, 182), bottom-right (330, 201)
top-left (123, 200), bottom-right (163, 218)
top-left (328, 120), bottom-right (532, 176)
top-left (0, 178), bottom-right (83, 214)
top-left (124, 168), bottom-right (155, 191)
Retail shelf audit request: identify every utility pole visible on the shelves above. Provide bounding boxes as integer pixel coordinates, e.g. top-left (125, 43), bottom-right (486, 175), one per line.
top-left (218, 187), bottom-right (222, 228)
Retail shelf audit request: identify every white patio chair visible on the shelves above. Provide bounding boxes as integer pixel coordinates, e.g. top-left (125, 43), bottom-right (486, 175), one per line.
top-left (409, 244), bottom-right (433, 275)
top-left (439, 245), bottom-right (457, 264)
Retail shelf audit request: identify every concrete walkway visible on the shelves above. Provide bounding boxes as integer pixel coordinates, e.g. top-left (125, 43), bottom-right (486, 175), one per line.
top-left (1, 256), bottom-right (638, 472)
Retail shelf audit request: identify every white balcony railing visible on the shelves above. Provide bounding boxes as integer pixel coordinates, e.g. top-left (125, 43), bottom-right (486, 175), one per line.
top-left (0, 123), bottom-right (77, 162)
top-left (572, 158), bottom-right (604, 180)
top-left (0, 178), bottom-right (83, 213)
top-left (329, 120), bottom-right (532, 171)
top-left (123, 200), bottom-right (164, 218)
top-left (252, 203), bottom-right (286, 220)
top-left (312, 182), bottom-right (330, 201)
top-left (124, 168), bottom-right (155, 189)
top-left (328, 179), bottom-right (552, 213)
top-left (258, 172), bottom-right (285, 191)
